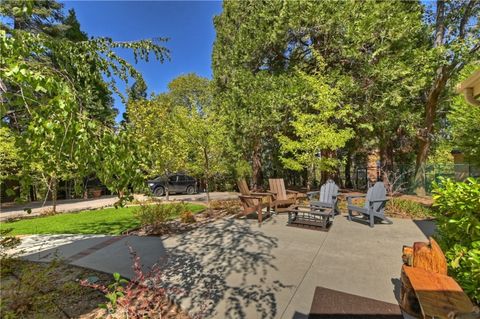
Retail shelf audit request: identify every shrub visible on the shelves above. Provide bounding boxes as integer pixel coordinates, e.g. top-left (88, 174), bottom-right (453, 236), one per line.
top-left (180, 211), bottom-right (196, 224)
top-left (432, 177), bottom-right (480, 304)
top-left (385, 198), bottom-right (434, 219)
top-left (134, 203), bottom-right (186, 229)
top-left (81, 247), bottom-right (191, 318)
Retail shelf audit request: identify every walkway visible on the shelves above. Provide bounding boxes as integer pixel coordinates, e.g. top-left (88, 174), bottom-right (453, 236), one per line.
top-left (16, 214), bottom-right (435, 318)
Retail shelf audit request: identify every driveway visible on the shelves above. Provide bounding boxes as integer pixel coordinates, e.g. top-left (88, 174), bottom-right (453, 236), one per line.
top-left (15, 214), bottom-right (435, 318)
top-left (0, 192), bottom-right (239, 221)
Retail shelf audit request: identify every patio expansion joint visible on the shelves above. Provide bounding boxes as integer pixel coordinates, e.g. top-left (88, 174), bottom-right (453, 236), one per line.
top-left (279, 230), bottom-right (330, 319)
top-left (64, 236), bottom-right (125, 264)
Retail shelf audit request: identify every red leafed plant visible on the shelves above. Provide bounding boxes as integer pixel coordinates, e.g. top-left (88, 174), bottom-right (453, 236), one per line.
top-left (81, 246), bottom-right (186, 318)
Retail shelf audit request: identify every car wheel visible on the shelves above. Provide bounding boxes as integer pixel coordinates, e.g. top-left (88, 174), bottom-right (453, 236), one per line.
top-left (154, 186), bottom-right (165, 197)
top-left (186, 186), bottom-right (195, 195)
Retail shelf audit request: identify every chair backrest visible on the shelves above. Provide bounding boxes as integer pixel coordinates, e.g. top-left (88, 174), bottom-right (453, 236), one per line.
top-left (364, 182), bottom-right (387, 214)
top-left (319, 179), bottom-right (339, 204)
top-left (237, 179), bottom-right (250, 196)
top-left (269, 178), bottom-right (288, 200)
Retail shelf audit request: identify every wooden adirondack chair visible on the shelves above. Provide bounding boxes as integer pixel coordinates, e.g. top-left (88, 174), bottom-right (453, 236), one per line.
top-left (268, 178), bottom-right (299, 213)
top-left (346, 182), bottom-right (392, 227)
top-left (306, 179), bottom-right (339, 216)
top-left (237, 179), bottom-right (272, 224)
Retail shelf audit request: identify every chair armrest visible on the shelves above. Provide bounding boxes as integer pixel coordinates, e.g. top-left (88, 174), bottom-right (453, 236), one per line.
top-left (251, 192), bottom-right (273, 197)
top-left (347, 194), bottom-right (365, 205)
top-left (369, 198), bottom-right (388, 203)
top-left (266, 191), bottom-right (278, 199)
top-left (239, 195), bottom-right (263, 200)
top-left (346, 194), bottom-right (365, 199)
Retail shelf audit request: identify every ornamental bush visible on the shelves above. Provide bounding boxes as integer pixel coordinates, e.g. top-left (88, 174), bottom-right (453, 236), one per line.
top-left (432, 177), bottom-right (480, 303)
top-left (385, 198), bottom-right (434, 219)
top-left (134, 203), bottom-right (186, 230)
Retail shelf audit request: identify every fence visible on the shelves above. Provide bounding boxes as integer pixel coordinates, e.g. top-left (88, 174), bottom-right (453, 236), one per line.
top-left (350, 163), bottom-right (479, 194)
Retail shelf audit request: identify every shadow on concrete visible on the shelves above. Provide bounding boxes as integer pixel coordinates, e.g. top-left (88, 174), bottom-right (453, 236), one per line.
top-left (291, 311), bottom-right (309, 319)
top-left (413, 219), bottom-right (436, 238)
top-left (161, 218), bottom-right (288, 318)
top-left (391, 278), bottom-right (402, 303)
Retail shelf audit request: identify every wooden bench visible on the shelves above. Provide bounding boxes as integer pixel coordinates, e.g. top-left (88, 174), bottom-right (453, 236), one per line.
top-left (400, 238), bottom-right (475, 319)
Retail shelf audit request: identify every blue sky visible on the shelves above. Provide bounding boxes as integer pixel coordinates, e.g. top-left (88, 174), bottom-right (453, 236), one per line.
top-left (63, 1), bottom-right (223, 122)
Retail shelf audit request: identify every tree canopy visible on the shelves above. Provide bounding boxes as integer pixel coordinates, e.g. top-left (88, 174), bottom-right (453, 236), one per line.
top-left (1, 0), bottom-right (479, 205)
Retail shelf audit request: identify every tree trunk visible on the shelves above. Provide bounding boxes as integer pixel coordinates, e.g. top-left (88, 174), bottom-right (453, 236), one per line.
top-left (252, 138), bottom-right (263, 189)
top-left (306, 163), bottom-right (314, 191)
top-left (414, 0), bottom-right (447, 196)
top-left (164, 171), bottom-right (170, 201)
top-left (415, 72), bottom-right (448, 195)
top-left (29, 185), bottom-right (36, 202)
top-left (380, 141), bottom-right (394, 185)
top-left (203, 148), bottom-right (211, 206)
top-left (345, 154), bottom-right (353, 189)
top-left (51, 177), bottom-right (57, 213)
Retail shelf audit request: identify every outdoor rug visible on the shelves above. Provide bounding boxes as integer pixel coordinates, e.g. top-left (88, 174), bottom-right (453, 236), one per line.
top-left (308, 286), bottom-right (404, 319)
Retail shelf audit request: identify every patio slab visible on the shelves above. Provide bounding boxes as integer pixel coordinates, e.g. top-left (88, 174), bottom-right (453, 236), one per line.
top-left (19, 214), bottom-right (434, 318)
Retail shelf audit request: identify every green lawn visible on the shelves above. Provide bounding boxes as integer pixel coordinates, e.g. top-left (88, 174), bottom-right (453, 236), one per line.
top-left (0, 204), bottom-right (205, 236)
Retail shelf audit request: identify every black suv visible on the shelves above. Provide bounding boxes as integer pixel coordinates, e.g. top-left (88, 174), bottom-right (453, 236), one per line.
top-left (147, 174), bottom-right (197, 197)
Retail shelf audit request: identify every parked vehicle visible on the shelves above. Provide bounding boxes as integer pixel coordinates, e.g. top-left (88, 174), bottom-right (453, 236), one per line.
top-left (147, 173), bottom-right (197, 197)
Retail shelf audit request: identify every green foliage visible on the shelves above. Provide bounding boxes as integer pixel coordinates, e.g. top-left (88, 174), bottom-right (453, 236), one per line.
top-left (100, 272), bottom-right (129, 312)
top-left (134, 203), bottom-right (189, 229)
top-left (212, 0), bottom-right (430, 185)
top-left (0, 0), bottom-right (169, 202)
top-left (127, 95), bottom-right (188, 199)
top-left (63, 8), bottom-right (88, 42)
top-left (448, 64), bottom-right (480, 166)
top-left (0, 127), bottom-right (20, 182)
top-left (432, 178), bottom-right (480, 303)
top-left (174, 75), bottom-right (233, 199)
top-left (385, 198), bottom-right (434, 219)
top-left (278, 69), bottom-right (354, 183)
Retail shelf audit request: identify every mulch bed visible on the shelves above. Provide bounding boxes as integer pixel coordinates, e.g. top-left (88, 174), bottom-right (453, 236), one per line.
top-left (0, 259), bottom-right (191, 319)
top-left (127, 206), bottom-right (240, 237)
top-left (0, 259), bottom-right (111, 318)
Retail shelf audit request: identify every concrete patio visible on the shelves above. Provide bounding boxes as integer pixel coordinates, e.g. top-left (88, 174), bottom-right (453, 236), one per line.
top-left (18, 214), bottom-right (435, 318)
